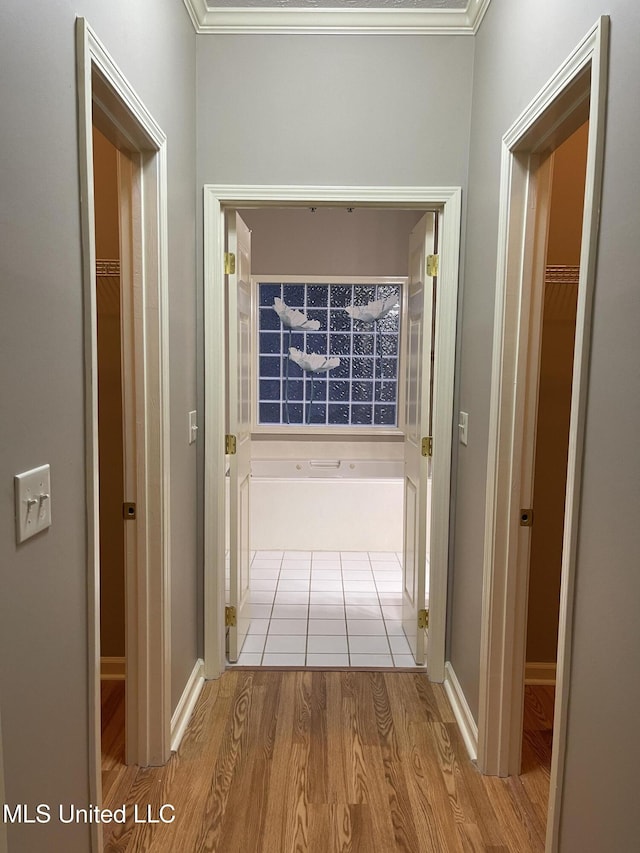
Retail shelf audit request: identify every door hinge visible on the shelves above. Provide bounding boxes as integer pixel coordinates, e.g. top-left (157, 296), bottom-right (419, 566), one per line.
top-left (225, 606), bottom-right (237, 627)
top-left (520, 508), bottom-right (534, 527)
top-left (426, 254), bottom-right (439, 277)
top-left (224, 252), bottom-right (236, 275)
top-left (225, 434), bottom-right (237, 455)
top-left (418, 608), bottom-right (429, 630)
top-left (421, 436), bottom-right (433, 458)
top-left (122, 502), bottom-right (136, 520)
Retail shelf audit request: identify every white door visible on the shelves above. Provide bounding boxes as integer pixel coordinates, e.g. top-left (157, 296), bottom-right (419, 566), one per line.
top-left (402, 212), bottom-right (436, 665)
top-left (226, 212), bottom-right (252, 661)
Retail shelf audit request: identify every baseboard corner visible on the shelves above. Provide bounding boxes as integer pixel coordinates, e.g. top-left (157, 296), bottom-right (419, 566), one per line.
top-left (524, 661), bottom-right (557, 685)
top-left (170, 658), bottom-right (205, 753)
top-left (444, 661), bottom-right (478, 761)
top-left (100, 656), bottom-right (125, 680)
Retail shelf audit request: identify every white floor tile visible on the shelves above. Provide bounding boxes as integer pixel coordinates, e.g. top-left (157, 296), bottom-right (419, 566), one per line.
top-left (311, 568), bottom-right (342, 579)
top-left (241, 635), bottom-right (267, 653)
top-left (271, 604), bottom-right (309, 619)
top-left (312, 551), bottom-right (341, 561)
top-left (382, 605), bottom-right (403, 620)
top-left (378, 593), bottom-right (403, 605)
top-left (370, 561), bottom-right (402, 572)
top-left (254, 551), bottom-right (283, 561)
top-left (282, 559), bottom-right (312, 570)
top-left (268, 618), bottom-right (308, 635)
top-left (347, 619), bottom-right (386, 636)
top-left (250, 590), bottom-right (275, 604)
top-left (308, 619), bottom-right (346, 635)
top-left (368, 552), bottom-right (398, 562)
top-left (307, 635), bottom-right (348, 654)
top-left (234, 652), bottom-right (263, 666)
top-left (389, 634), bottom-right (413, 655)
top-left (342, 570), bottom-right (373, 581)
top-left (346, 604), bottom-right (383, 620)
top-left (349, 654), bottom-right (394, 667)
top-left (277, 579), bottom-right (310, 591)
top-left (393, 655), bottom-right (422, 668)
top-left (341, 552), bottom-right (369, 561)
top-left (341, 559), bottom-right (372, 570)
top-left (343, 592), bottom-right (380, 605)
top-left (274, 591), bottom-right (309, 605)
top-left (306, 654), bottom-right (349, 666)
top-left (250, 604), bottom-right (275, 619)
top-left (375, 581), bottom-right (402, 593)
top-left (309, 604), bottom-right (345, 619)
top-left (348, 635), bottom-right (390, 655)
top-left (309, 591), bottom-right (345, 605)
top-left (251, 579), bottom-right (278, 591)
top-left (310, 580), bottom-right (344, 591)
top-left (265, 634), bottom-right (307, 653)
top-left (384, 620), bottom-right (405, 636)
top-left (279, 570), bottom-right (311, 580)
top-left (372, 570), bottom-right (402, 581)
top-left (343, 580), bottom-right (376, 592)
top-left (284, 550), bottom-right (312, 559)
top-left (247, 619), bottom-right (270, 635)
top-left (250, 568), bottom-right (281, 579)
top-left (262, 653), bottom-right (306, 666)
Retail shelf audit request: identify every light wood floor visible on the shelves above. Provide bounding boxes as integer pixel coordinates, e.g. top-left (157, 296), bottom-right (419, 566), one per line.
top-left (101, 672), bottom-right (553, 852)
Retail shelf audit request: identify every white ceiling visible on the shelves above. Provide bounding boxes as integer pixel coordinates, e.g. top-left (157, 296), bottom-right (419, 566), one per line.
top-left (183, 0), bottom-right (491, 34)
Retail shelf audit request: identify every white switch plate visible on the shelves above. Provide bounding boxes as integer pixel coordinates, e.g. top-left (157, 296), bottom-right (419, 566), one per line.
top-left (188, 410), bottom-right (198, 444)
top-left (459, 411), bottom-right (469, 446)
top-left (15, 464), bottom-right (52, 543)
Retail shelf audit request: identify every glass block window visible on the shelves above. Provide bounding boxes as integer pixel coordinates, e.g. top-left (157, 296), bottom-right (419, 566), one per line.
top-left (257, 281), bottom-right (402, 427)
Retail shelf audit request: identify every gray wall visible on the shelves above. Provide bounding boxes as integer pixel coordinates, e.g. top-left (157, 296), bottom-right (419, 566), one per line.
top-left (0, 2), bottom-right (197, 851)
top-left (451, 2), bottom-right (640, 850)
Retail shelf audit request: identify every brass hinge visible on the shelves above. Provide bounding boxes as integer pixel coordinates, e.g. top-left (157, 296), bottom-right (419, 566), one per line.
top-left (418, 608), bottom-right (429, 630)
top-left (426, 254), bottom-right (439, 277)
top-left (122, 502), bottom-right (136, 520)
top-left (224, 252), bottom-right (236, 275)
top-left (520, 508), bottom-right (534, 527)
top-left (421, 436), bottom-right (433, 458)
top-left (225, 606), bottom-right (237, 627)
top-left (225, 434), bottom-right (237, 455)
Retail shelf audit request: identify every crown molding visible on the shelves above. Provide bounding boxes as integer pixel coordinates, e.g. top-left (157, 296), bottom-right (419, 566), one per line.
top-left (183, 0), bottom-right (491, 35)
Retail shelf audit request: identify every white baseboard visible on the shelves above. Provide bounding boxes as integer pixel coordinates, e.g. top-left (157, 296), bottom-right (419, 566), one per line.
top-left (444, 661), bottom-right (478, 761)
top-left (171, 658), bottom-right (205, 753)
top-left (100, 656), bottom-right (125, 680)
top-left (525, 661), bottom-right (557, 685)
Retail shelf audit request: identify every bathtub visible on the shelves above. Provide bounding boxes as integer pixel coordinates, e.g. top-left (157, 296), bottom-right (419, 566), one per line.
top-left (249, 458), bottom-right (404, 551)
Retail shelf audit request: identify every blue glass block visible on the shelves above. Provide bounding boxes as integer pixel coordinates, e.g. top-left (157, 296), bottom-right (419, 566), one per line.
top-left (377, 285), bottom-right (399, 300)
top-left (353, 285), bottom-right (376, 304)
top-left (328, 380), bottom-right (350, 402)
top-left (287, 359), bottom-right (303, 378)
top-left (352, 404), bottom-right (373, 425)
top-left (375, 381), bottom-right (397, 403)
top-left (380, 335), bottom-right (398, 356)
top-left (331, 357), bottom-right (350, 379)
top-left (329, 285), bottom-right (352, 308)
top-left (260, 332), bottom-right (281, 354)
top-left (307, 377), bottom-right (327, 400)
top-left (259, 402), bottom-right (281, 424)
top-left (352, 358), bottom-right (374, 379)
top-left (307, 308), bottom-right (328, 328)
top-left (260, 307), bottom-right (281, 331)
top-left (328, 404), bottom-right (350, 424)
top-left (259, 283), bottom-right (281, 307)
top-left (374, 405), bottom-right (396, 426)
top-left (286, 380), bottom-right (303, 401)
top-left (307, 285), bottom-right (328, 307)
top-left (286, 403), bottom-right (304, 424)
top-left (378, 312), bottom-right (399, 333)
top-left (381, 357), bottom-right (398, 380)
top-left (328, 333), bottom-right (350, 355)
top-left (260, 356), bottom-right (282, 377)
top-left (283, 284), bottom-right (305, 306)
top-left (353, 334), bottom-right (374, 355)
top-left (329, 310), bottom-right (351, 331)
top-left (308, 404), bottom-right (327, 424)
top-left (259, 379), bottom-right (280, 401)
top-left (289, 331), bottom-right (305, 350)
top-left (305, 332), bottom-right (327, 353)
top-left (352, 381), bottom-right (373, 402)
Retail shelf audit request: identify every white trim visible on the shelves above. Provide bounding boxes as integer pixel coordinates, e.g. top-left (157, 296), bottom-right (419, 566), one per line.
top-left (444, 661), bottom-right (478, 761)
top-left (100, 657), bottom-right (126, 680)
top-left (76, 21), bottom-right (172, 853)
top-left (476, 16), bottom-right (609, 853)
top-left (524, 662), bottom-right (557, 686)
top-left (170, 659), bottom-right (205, 753)
top-left (183, 0), bottom-right (490, 35)
top-left (204, 184), bottom-right (461, 683)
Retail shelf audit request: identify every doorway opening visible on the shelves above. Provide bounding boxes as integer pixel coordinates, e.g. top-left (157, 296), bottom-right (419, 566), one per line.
top-left (204, 185), bottom-right (462, 687)
top-left (477, 16), bottom-right (608, 853)
top-left (76, 18), bottom-right (172, 850)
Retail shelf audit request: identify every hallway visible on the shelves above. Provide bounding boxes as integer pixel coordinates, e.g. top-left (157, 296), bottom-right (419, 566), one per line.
top-left (102, 670), bottom-right (548, 852)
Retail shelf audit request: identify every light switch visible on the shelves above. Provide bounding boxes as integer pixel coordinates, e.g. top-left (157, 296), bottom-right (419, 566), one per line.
top-left (459, 411), bottom-right (469, 446)
top-left (15, 464), bottom-right (52, 543)
top-left (188, 410), bottom-right (198, 445)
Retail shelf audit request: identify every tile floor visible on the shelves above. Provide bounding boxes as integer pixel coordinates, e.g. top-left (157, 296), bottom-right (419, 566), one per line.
top-left (231, 550), bottom-right (423, 668)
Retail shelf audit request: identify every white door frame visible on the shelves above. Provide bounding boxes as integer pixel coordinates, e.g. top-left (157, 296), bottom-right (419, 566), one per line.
top-left (76, 16), bottom-right (172, 849)
top-left (203, 185), bottom-right (462, 682)
top-left (477, 15), bottom-right (609, 851)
